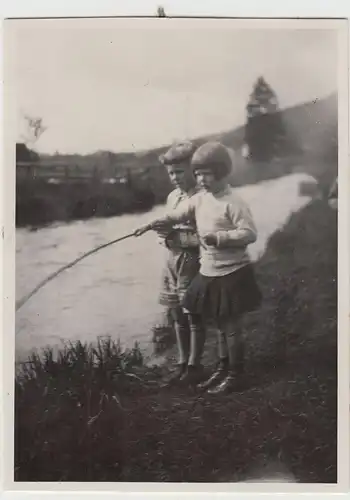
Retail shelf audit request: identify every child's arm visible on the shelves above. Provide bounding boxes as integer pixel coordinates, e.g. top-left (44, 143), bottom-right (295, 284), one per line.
top-left (156, 192), bottom-right (177, 244)
top-left (214, 197), bottom-right (257, 247)
top-left (135, 197), bottom-right (195, 236)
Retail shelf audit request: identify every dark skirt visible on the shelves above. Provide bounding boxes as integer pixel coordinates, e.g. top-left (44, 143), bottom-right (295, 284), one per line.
top-left (182, 264), bottom-right (262, 321)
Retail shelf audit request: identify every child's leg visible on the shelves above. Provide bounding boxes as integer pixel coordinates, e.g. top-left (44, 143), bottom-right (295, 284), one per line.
top-left (223, 317), bottom-right (245, 376)
top-left (197, 322), bottom-right (229, 390)
top-left (177, 313), bottom-right (206, 385)
top-left (216, 324), bottom-right (229, 366)
top-left (171, 306), bottom-right (190, 366)
top-left (207, 317), bottom-right (245, 394)
top-left (162, 307), bottom-right (190, 386)
top-left (187, 313), bottom-right (206, 367)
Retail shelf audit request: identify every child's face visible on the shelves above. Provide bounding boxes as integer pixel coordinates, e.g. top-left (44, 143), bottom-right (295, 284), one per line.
top-left (194, 167), bottom-right (217, 192)
top-left (166, 163), bottom-right (192, 191)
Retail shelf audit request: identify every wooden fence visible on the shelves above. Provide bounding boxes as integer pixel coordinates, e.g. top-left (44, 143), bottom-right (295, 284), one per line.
top-left (16, 161), bottom-right (147, 185)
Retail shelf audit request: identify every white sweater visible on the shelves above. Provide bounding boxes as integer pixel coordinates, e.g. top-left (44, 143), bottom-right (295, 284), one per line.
top-left (163, 185), bottom-right (257, 277)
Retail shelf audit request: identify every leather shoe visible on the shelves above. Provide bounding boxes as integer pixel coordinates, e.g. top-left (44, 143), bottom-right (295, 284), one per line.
top-left (197, 368), bottom-right (227, 390)
top-left (179, 364), bottom-right (204, 385)
top-left (207, 373), bottom-right (242, 394)
top-left (162, 363), bottom-right (187, 387)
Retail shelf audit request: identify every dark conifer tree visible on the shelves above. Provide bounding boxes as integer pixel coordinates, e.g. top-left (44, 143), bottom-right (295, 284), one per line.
top-left (244, 77), bottom-right (286, 162)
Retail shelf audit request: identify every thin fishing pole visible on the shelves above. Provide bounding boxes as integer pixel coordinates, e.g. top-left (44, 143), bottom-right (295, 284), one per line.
top-left (16, 230), bottom-right (141, 312)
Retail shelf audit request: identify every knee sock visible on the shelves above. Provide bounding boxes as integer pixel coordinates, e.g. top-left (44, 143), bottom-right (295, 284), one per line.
top-left (187, 314), bottom-right (206, 367)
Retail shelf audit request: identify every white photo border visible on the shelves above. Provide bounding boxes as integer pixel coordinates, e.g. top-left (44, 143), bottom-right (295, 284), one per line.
top-left (1, 1), bottom-right (349, 499)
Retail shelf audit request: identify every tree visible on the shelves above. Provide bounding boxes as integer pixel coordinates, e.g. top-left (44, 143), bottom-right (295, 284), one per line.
top-left (20, 113), bottom-right (47, 149)
top-left (16, 142), bottom-right (39, 162)
top-left (244, 77), bottom-right (286, 162)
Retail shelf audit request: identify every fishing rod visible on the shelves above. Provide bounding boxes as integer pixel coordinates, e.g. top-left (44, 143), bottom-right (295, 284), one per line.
top-left (15, 227), bottom-right (151, 312)
top-left (15, 218), bottom-right (198, 312)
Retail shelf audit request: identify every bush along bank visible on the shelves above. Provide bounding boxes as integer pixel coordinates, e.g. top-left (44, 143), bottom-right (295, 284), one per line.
top-left (16, 154), bottom-right (329, 229)
top-left (16, 172), bottom-right (171, 229)
top-left (15, 198), bottom-right (337, 482)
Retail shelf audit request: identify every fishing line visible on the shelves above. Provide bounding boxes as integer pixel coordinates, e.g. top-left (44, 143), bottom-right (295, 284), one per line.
top-left (16, 230), bottom-right (142, 312)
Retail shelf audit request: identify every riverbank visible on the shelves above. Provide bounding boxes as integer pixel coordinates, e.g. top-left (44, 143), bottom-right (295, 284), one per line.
top-left (15, 196), bottom-right (337, 482)
top-left (15, 171), bottom-right (169, 228)
top-left (15, 153), bottom-right (336, 230)
top-left (15, 156), bottom-right (282, 229)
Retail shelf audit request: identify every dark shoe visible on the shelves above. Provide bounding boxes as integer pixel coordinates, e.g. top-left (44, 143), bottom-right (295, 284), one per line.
top-left (207, 373), bottom-right (242, 394)
top-left (197, 358), bottom-right (229, 390)
top-left (179, 364), bottom-right (204, 385)
top-left (197, 367), bottom-right (227, 390)
top-left (163, 363), bottom-right (187, 387)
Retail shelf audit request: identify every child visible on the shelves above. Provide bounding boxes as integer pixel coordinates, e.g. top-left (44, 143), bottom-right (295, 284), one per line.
top-left (154, 141), bottom-right (205, 386)
top-left (136, 141), bottom-right (262, 394)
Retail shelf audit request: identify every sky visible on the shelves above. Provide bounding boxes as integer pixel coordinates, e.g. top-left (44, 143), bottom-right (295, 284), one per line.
top-left (7, 18), bottom-right (338, 155)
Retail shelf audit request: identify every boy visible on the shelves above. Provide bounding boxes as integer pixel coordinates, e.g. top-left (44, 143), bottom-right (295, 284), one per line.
top-left (156, 141), bottom-right (205, 385)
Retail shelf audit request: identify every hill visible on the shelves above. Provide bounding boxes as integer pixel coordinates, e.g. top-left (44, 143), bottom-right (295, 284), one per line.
top-left (16, 93), bottom-right (337, 227)
top-left (89, 92), bottom-right (337, 166)
top-left (34, 93), bottom-right (337, 175)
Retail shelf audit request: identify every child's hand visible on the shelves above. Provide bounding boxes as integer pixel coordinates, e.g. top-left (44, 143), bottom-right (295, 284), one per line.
top-left (134, 219), bottom-right (170, 237)
top-left (202, 233), bottom-right (218, 246)
top-left (156, 228), bottom-right (171, 239)
top-left (134, 224), bottom-right (153, 237)
top-left (152, 219), bottom-right (172, 231)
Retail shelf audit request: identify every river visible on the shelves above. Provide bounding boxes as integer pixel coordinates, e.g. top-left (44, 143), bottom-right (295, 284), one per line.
top-left (15, 173), bottom-right (317, 362)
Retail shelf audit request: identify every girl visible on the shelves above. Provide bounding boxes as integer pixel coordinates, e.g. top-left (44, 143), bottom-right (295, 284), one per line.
top-left (154, 141), bottom-right (205, 386)
top-left (136, 141), bottom-right (262, 394)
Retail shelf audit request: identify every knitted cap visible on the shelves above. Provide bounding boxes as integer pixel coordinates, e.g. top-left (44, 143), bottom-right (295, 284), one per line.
top-left (191, 141), bottom-right (232, 180)
top-left (159, 141), bottom-right (195, 166)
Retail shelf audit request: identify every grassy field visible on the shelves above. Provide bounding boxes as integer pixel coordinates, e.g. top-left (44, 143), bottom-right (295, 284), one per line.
top-left (15, 191), bottom-right (337, 482)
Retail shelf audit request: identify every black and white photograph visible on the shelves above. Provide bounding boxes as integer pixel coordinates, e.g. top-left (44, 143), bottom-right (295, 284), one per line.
top-left (2, 10), bottom-right (347, 490)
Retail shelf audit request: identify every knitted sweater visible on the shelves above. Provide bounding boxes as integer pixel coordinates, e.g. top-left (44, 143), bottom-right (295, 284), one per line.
top-left (158, 187), bottom-right (199, 252)
top-left (163, 185), bottom-right (257, 276)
